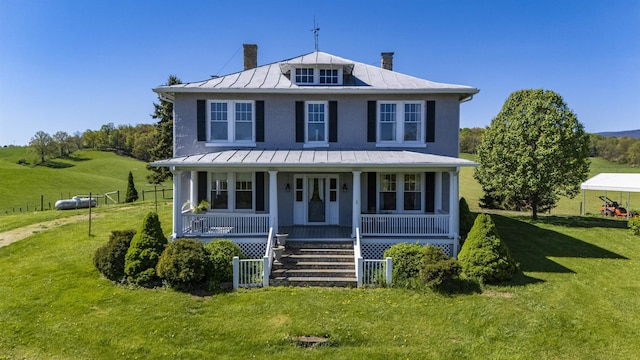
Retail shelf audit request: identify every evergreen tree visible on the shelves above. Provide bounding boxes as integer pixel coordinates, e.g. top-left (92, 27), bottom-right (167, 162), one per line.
top-left (124, 212), bottom-right (168, 286)
top-left (458, 214), bottom-right (517, 283)
top-left (125, 171), bottom-right (139, 203)
top-left (147, 75), bottom-right (181, 184)
top-left (474, 89), bottom-right (590, 219)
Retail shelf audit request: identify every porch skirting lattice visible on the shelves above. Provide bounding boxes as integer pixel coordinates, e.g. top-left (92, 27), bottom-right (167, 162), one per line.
top-left (361, 240), bottom-right (454, 258)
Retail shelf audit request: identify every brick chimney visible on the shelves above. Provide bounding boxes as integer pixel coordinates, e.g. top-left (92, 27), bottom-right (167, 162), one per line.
top-left (381, 52), bottom-right (394, 71)
top-left (243, 44), bottom-right (258, 70)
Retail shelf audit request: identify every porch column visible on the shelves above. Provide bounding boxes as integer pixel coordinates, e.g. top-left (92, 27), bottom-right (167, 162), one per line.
top-left (352, 171), bottom-right (362, 237)
top-left (434, 172), bottom-right (443, 212)
top-left (173, 170), bottom-right (183, 238)
top-left (189, 171), bottom-right (197, 210)
top-left (449, 169), bottom-right (460, 256)
top-left (269, 171), bottom-right (278, 233)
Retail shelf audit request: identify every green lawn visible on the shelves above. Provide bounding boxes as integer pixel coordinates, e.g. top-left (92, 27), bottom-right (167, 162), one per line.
top-left (0, 147), bottom-right (170, 215)
top-left (1, 201), bottom-right (640, 358)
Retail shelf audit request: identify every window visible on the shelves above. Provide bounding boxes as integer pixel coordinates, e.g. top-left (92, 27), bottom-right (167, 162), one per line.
top-left (295, 68), bottom-right (314, 84)
top-left (208, 101), bottom-right (254, 144)
top-left (235, 173), bottom-right (253, 210)
top-left (306, 101), bottom-right (327, 144)
top-left (210, 173), bottom-right (228, 209)
top-left (209, 172), bottom-right (254, 211)
top-left (320, 69), bottom-right (338, 84)
top-left (379, 174), bottom-right (397, 211)
top-left (379, 173), bottom-right (423, 212)
top-left (378, 101), bottom-right (424, 144)
top-left (293, 67), bottom-right (343, 85)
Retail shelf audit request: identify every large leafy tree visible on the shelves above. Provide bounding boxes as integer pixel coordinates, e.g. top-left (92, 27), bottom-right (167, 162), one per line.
top-left (147, 75), bottom-right (181, 184)
top-left (29, 131), bottom-right (57, 164)
top-left (474, 89), bottom-right (590, 220)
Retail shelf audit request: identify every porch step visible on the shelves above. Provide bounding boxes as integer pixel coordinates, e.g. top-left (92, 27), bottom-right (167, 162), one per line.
top-left (270, 241), bottom-right (356, 288)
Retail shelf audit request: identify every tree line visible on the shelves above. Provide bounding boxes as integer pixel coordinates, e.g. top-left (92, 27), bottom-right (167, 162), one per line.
top-left (26, 75), bottom-right (181, 184)
top-left (461, 127), bottom-right (640, 166)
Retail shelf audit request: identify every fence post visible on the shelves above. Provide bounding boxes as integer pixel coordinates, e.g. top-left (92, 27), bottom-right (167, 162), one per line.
top-left (357, 257), bottom-right (363, 288)
top-left (263, 256), bottom-right (270, 287)
top-left (232, 256), bottom-right (240, 289)
top-left (40, 195), bottom-right (44, 211)
top-left (117, 190), bottom-right (120, 204)
top-left (385, 257), bottom-right (392, 286)
top-left (142, 190), bottom-right (145, 202)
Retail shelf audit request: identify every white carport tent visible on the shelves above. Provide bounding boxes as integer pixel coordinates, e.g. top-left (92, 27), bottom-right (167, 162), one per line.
top-left (580, 173), bottom-right (640, 215)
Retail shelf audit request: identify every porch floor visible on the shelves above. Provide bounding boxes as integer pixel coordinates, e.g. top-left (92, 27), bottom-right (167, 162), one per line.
top-left (278, 226), bottom-right (352, 240)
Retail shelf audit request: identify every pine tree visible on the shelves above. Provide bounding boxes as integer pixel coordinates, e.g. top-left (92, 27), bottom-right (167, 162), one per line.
top-left (124, 212), bottom-right (167, 286)
top-left (125, 171), bottom-right (139, 203)
top-left (147, 75), bottom-right (181, 184)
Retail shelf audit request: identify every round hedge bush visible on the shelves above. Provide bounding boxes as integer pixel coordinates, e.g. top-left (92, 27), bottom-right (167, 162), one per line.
top-left (418, 245), bottom-right (461, 289)
top-left (628, 216), bottom-right (640, 236)
top-left (157, 238), bottom-right (208, 289)
top-left (93, 229), bottom-right (136, 282)
top-left (383, 243), bottom-right (425, 288)
top-left (204, 240), bottom-right (242, 288)
top-left (458, 213), bottom-right (517, 283)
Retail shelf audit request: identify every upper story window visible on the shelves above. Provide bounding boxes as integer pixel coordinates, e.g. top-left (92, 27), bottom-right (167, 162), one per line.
top-left (293, 67), bottom-right (343, 86)
top-left (377, 101), bottom-right (424, 145)
top-left (295, 68), bottom-right (314, 84)
top-left (319, 69), bottom-right (338, 84)
top-left (208, 100), bottom-right (255, 145)
top-left (306, 101), bottom-right (328, 146)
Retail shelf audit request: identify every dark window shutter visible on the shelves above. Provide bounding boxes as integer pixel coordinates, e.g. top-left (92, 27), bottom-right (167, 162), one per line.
top-left (367, 172), bottom-right (377, 212)
top-left (426, 100), bottom-right (435, 143)
top-left (197, 171), bottom-right (208, 204)
top-left (425, 172), bottom-right (435, 213)
top-left (329, 101), bottom-right (338, 142)
top-left (255, 172), bottom-right (265, 211)
top-left (256, 101), bottom-right (265, 142)
top-left (197, 100), bottom-right (206, 141)
top-left (295, 101), bottom-right (304, 143)
top-left (367, 101), bottom-right (376, 142)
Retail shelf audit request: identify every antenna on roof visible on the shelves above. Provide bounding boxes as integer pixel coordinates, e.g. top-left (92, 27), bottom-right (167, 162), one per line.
top-left (311, 17), bottom-right (320, 51)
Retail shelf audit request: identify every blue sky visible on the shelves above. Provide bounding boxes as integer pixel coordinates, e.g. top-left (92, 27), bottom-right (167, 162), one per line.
top-left (1, 0), bottom-right (638, 146)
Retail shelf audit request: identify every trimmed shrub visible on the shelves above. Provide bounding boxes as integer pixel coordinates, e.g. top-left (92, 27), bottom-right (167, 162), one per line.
top-left (204, 240), bottom-right (242, 288)
top-left (93, 229), bottom-right (136, 281)
top-left (629, 216), bottom-right (640, 236)
top-left (383, 243), bottom-right (425, 288)
top-left (125, 171), bottom-right (138, 203)
top-left (418, 245), bottom-right (461, 289)
top-left (124, 212), bottom-right (167, 286)
top-left (459, 197), bottom-right (476, 243)
top-left (157, 239), bottom-right (208, 289)
top-left (458, 213), bottom-right (517, 283)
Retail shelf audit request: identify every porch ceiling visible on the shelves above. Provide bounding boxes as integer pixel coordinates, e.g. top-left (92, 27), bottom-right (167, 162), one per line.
top-left (152, 149), bottom-right (476, 170)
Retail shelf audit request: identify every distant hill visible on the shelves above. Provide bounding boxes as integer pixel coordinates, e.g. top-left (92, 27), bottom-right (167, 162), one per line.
top-left (595, 129), bottom-right (640, 139)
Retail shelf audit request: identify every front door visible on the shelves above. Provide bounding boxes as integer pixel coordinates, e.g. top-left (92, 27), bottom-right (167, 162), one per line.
top-left (293, 175), bottom-right (339, 225)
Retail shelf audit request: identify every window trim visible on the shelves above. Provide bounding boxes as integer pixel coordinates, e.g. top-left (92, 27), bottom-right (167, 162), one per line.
top-left (376, 100), bottom-right (426, 147)
top-left (377, 172), bottom-right (424, 213)
top-left (206, 100), bottom-right (256, 147)
top-left (304, 100), bottom-right (329, 148)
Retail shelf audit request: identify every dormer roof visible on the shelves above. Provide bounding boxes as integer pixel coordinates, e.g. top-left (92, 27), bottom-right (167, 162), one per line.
top-left (154, 50), bottom-right (479, 102)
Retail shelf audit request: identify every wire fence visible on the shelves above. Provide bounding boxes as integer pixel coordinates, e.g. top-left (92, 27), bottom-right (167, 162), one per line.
top-left (2, 188), bottom-right (172, 215)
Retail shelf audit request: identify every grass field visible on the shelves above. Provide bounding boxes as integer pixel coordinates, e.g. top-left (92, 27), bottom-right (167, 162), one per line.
top-left (0, 147), bottom-right (169, 215)
top-left (1, 150), bottom-right (640, 358)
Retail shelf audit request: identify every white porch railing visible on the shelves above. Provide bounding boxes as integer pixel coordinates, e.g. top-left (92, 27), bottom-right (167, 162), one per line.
top-left (360, 214), bottom-right (449, 236)
top-left (182, 213), bottom-right (269, 236)
top-left (355, 227), bottom-right (392, 287)
top-left (232, 228), bottom-right (274, 289)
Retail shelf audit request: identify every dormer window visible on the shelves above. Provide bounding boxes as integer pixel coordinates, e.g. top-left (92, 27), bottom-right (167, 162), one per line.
top-left (293, 67), bottom-right (343, 86)
top-left (295, 68), bottom-right (314, 84)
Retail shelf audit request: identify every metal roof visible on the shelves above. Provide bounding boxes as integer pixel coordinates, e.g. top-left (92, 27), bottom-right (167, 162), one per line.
top-left (153, 51), bottom-right (478, 100)
top-left (581, 173), bottom-right (640, 193)
top-left (152, 149), bottom-right (476, 170)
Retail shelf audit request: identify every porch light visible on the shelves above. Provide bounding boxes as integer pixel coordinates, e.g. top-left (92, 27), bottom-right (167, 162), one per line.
top-left (342, 184), bottom-right (348, 192)
top-left (285, 183), bottom-right (291, 192)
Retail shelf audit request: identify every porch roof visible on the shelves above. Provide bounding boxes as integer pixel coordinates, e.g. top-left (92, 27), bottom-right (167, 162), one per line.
top-left (152, 149), bottom-right (476, 170)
